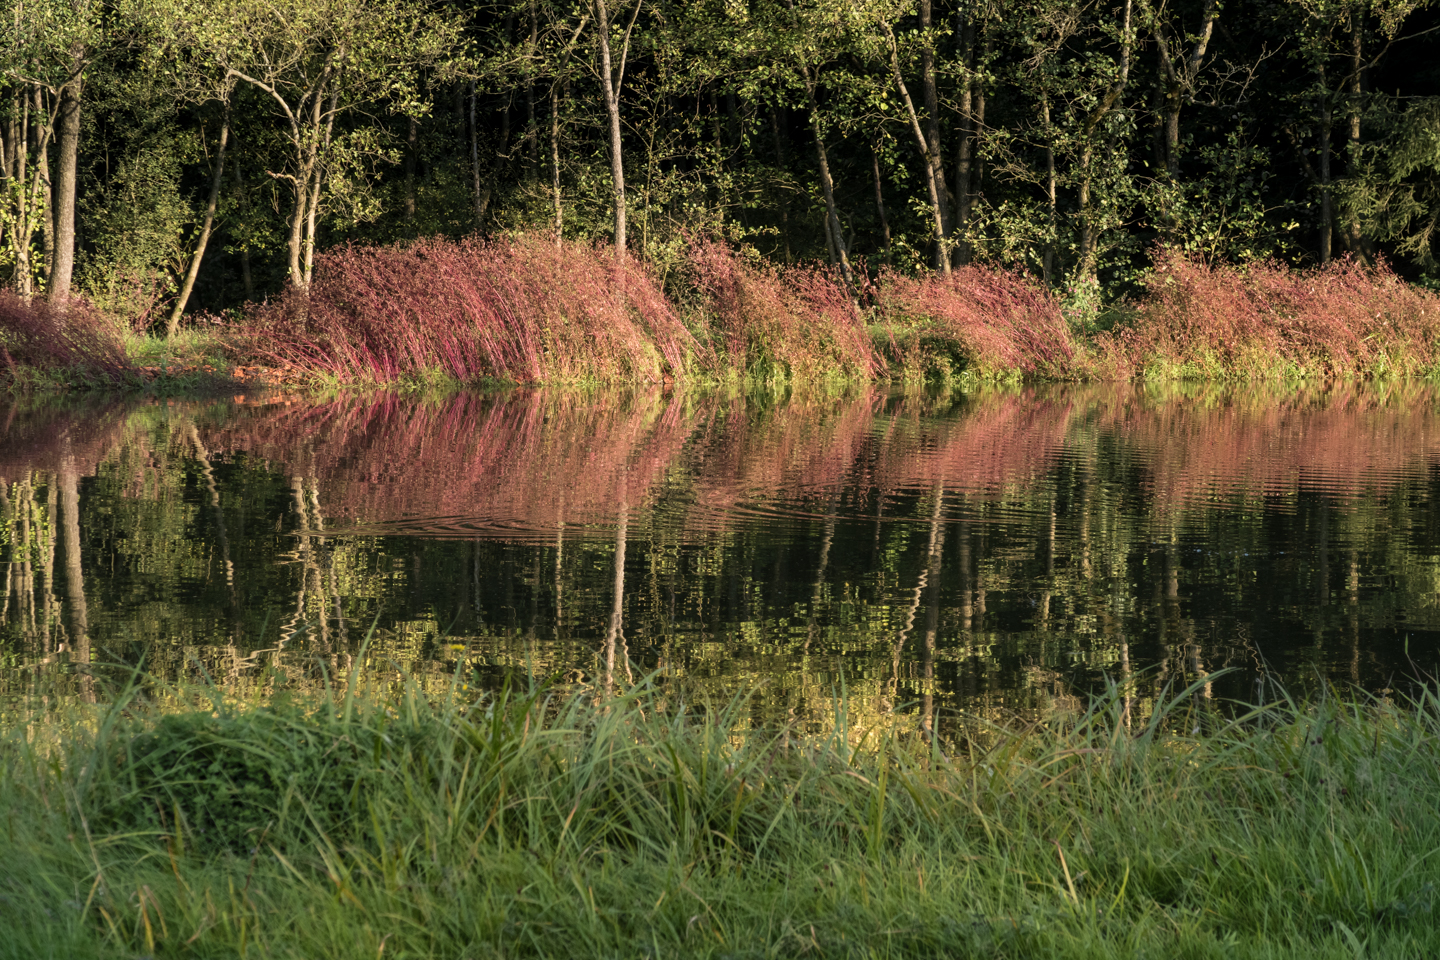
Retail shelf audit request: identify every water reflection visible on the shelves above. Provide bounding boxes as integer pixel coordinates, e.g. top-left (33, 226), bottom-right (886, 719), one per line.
top-left (2, 383), bottom-right (1439, 723)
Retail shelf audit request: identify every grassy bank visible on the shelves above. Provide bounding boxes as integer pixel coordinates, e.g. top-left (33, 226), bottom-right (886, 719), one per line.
top-left (2, 674), bottom-right (1437, 959)
top-left (0, 290), bottom-right (255, 393)
top-left (6, 238), bottom-right (1440, 390)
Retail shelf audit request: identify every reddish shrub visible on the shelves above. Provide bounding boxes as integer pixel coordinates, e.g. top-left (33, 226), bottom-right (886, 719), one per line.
top-left (1100, 249), bottom-right (1440, 378)
top-left (685, 238), bottom-right (883, 380)
top-left (864, 270), bottom-right (1071, 379)
top-left (244, 234), bottom-right (705, 384)
top-left (875, 267), bottom-right (1077, 378)
top-left (0, 291), bottom-right (127, 379)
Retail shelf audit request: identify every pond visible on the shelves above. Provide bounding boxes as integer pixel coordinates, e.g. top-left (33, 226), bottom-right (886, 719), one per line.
top-left (3, 381), bottom-right (1439, 723)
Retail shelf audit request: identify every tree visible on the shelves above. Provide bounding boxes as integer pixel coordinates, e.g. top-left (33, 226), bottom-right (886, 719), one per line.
top-left (152, 0), bottom-right (464, 292)
top-left (880, 18), bottom-right (951, 274)
top-left (980, 0), bottom-right (1141, 287)
top-left (1146, 0), bottom-right (1220, 180)
top-left (130, 0), bottom-right (240, 332)
top-left (0, 0), bottom-right (100, 303)
top-left (593, 0), bottom-right (640, 257)
top-left (1341, 96), bottom-right (1440, 272)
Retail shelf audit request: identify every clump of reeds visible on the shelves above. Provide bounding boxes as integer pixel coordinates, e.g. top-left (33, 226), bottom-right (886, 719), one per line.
top-left (1100, 249), bottom-right (1440, 379)
top-left (875, 266), bottom-right (1079, 380)
top-left (243, 234), bottom-right (704, 385)
top-left (685, 237), bottom-right (884, 380)
top-left (0, 291), bottom-right (128, 383)
top-left (3, 674), bottom-right (1437, 958)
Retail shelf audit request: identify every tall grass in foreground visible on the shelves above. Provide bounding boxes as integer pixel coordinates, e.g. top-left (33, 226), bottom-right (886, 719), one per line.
top-left (1098, 250), bottom-right (1440, 379)
top-left (2, 677), bottom-right (1437, 959)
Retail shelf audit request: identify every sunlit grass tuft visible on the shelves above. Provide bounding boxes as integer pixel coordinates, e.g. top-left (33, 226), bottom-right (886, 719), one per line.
top-left (1, 672), bottom-right (1436, 959)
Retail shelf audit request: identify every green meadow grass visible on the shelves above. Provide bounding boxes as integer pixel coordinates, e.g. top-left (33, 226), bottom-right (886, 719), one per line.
top-left (1, 672), bottom-right (1436, 959)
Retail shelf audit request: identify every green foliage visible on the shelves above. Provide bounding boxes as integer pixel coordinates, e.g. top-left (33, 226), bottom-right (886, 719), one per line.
top-left (2, 678), bottom-right (1439, 957)
top-left (1341, 96), bottom-right (1440, 273)
top-left (94, 700), bottom-right (425, 854)
top-left (77, 143), bottom-right (192, 328)
top-left (1145, 131), bottom-right (1305, 266)
top-left (4, 0), bottom-right (1440, 323)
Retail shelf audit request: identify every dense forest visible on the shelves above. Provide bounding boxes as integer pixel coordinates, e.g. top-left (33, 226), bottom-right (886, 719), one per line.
top-left (3, 0), bottom-right (1440, 328)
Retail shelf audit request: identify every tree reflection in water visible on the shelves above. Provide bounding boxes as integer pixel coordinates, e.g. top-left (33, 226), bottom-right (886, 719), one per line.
top-left (3, 382), bottom-right (1439, 729)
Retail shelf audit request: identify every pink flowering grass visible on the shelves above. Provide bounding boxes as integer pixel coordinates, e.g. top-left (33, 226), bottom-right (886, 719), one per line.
top-left (875, 267), bottom-right (1078, 380)
top-left (222, 239), bottom-right (1440, 386)
top-left (1097, 250), bottom-right (1440, 379)
top-left (244, 234), bottom-right (705, 384)
top-left (684, 238), bottom-right (883, 380)
top-left (0, 291), bottom-right (128, 382)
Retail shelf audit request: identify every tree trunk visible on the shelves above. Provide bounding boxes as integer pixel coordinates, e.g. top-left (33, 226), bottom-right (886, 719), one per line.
top-left (1346, 21), bottom-right (1365, 255)
top-left (551, 86), bottom-right (564, 246)
top-left (169, 112), bottom-right (230, 336)
top-left (48, 64), bottom-right (83, 306)
top-left (918, 0), bottom-right (949, 233)
top-left (1319, 66), bottom-right (1332, 264)
top-left (38, 87), bottom-right (53, 288)
top-left (954, 13), bottom-right (975, 266)
top-left (871, 143), bottom-right (892, 263)
top-left (12, 91), bottom-right (34, 298)
top-left (974, 39), bottom-right (986, 200)
top-left (594, 0), bottom-right (629, 258)
top-left (404, 114), bottom-right (418, 222)
top-left (802, 78), bottom-right (854, 287)
top-left (1078, 141), bottom-right (1097, 276)
top-left (527, 0), bottom-right (540, 176)
top-left (1158, 0), bottom-right (1218, 178)
top-left (1160, 34), bottom-right (1181, 177)
top-left (468, 81), bottom-right (487, 230)
top-left (0, 100), bottom-right (12, 265)
top-left (883, 22), bottom-right (949, 275)
top-left (286, 166), bottom-right (308, 288)
top-left (1042, 97), bottom-right (1057, 284)
top-left (300, 88), bottom-right (339, 288)
top-left (303, 173), bottom-right (321, 287)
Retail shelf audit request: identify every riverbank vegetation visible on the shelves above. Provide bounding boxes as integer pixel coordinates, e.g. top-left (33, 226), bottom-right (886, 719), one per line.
top-left (8, 236), bottom-right (1440, 388)
top-left (4, 0), bottom-right (1440, 387)
top-left (1, 676), bottom-right (1436, 958)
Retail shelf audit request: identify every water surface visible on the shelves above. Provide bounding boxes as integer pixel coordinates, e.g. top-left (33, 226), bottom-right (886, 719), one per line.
top-left (4, 382), bottom-right (1439, 724)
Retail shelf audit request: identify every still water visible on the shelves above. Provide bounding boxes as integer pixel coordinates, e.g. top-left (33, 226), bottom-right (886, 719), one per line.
top-left (3, 382), bottom-right (1439, 721)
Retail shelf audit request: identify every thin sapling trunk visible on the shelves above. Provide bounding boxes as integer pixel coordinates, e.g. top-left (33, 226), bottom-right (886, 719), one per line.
top-left (169, 109), bottom-right (231, 336)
